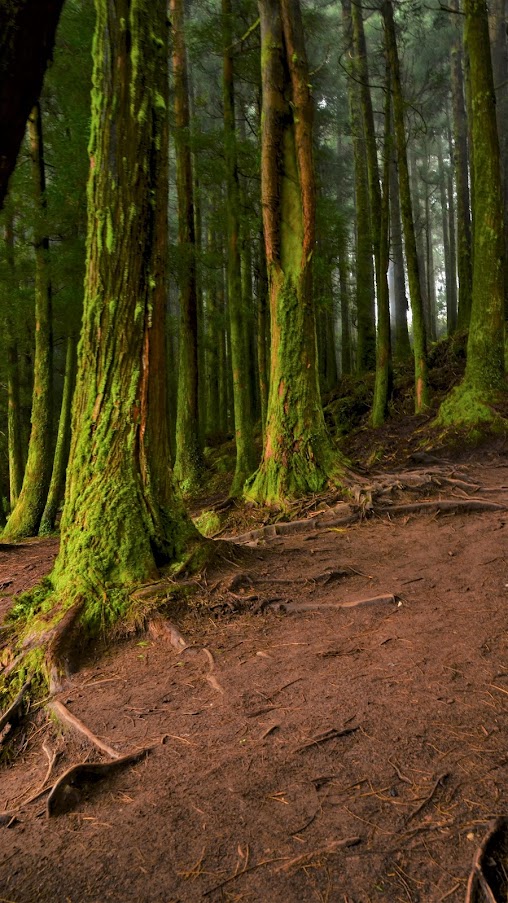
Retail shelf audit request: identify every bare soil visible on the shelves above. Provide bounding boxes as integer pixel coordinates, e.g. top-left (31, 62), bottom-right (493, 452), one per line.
top-left (1, 445), bottom-right (508, 902)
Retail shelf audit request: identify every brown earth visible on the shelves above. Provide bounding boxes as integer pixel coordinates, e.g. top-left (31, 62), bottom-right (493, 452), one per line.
top-left (1, 443), bottom-right (508, 902)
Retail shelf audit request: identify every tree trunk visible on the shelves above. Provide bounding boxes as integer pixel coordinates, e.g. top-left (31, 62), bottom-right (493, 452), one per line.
top-left (246, 0), bottom-right (343, 506)
top-left (437, 139), bottom-right (456, 334)
top-left (343, 0), bottom-right (376, 374)
top-left (171, 0), bottom-right (203, 492)
top-left (488, 0), bottom-right (508, 319)
top-left (438, 0), bottom-right (505, 424)
top-left (0, 0), bottom-right (64, 207)
top-left (372, 62), bottom-right (392, 427)
top-left (389, 144), bottom-right (411, 358)
top-left (222, 0), bottom-right (257, 495)
top-left (39, 334), bottom-right (77, 535)
top-left (45, 0), bottom-right (200, 646)
top-left (383, 0), bottom-right (429, 412)
top-left (450, 0), bottom-right (473, 331)
top-left (256, 225), bottom-right (269, 442)
top-left (4, 103), bottom-right (54, 538)
top-left (3, 207), bottom-right (24, 507)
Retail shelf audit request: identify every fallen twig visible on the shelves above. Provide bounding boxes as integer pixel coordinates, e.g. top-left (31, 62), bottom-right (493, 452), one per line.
top-left (296, 726), bottom-right (358, 753)
top-left (277, 836), bottom-right (361, 871)
top-left (280, 594), bottom-right (397, 614)
top-left (407, 772), bottom-right (449, 821)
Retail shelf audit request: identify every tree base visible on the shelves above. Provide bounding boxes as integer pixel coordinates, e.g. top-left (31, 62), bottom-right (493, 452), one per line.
top-left (435, 382), bottom-right (507, 432)
top-left (244, 442), bottom-right (349, 509)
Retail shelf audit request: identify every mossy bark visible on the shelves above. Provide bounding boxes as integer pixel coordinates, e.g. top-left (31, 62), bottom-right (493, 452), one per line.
top-left (38, 0), bottom-right (200, 642)
top-left (383, 0), bottom-right (429, 413)
top-left (246, 0), bottom-right (343, 507)
top-left (450, 0), bottom-right (473, 331)
top-left (39, 334), bottom-right (76, 535)
top-left (171, 0), bottom-right (203, 492)
top-left (3, 208), bottom-right (24, 507)
top-left (342, 0), bottom-right (376, 374)
top-left (438, 0), bottom-right (505, 426)
top-left (389, 144), bottom-right (411, 359)
top-left (4, 103), bottom-right (54, 539)
top-left (488, 0), bottom-right (508, 320)
top-left (371, 63), bottom-right (392, 428)
top-left (256, 225), bottom-right (269, 441)
top-left (222, 0), bottom-right (257, 496)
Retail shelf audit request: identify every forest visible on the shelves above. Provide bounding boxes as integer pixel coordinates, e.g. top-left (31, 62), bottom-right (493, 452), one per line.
top-left (0, 0), bottom-right (507, 900)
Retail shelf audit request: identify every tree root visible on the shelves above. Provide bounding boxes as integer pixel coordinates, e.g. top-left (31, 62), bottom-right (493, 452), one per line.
top-left (377, 499), bottom-right (506, 518)
top-left (48, 699), bottom-right (121, 759)
top-left (273, 594), bottom-right (397, 614)
top-left (149, 617), bottom-right (225, 694)
top-left (466, 816), bottom-right (508, 903)
top-left (232, 506), bottom-right (359, 544)
top-left (46, 749), bottom-right (150, 817)
top-left (0, 678), bottom-right (31, 735)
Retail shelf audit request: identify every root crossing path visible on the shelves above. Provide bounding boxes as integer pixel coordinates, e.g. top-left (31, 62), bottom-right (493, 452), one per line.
top-left (1, 455), bottom-right (508, 902)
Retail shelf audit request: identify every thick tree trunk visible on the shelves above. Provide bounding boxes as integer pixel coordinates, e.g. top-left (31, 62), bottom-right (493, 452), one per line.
top-left (39, 334), bottom-right (77, 535)
top-left (47, 0), bottom-right (199, 636)
top-left (488, 0), bottom-right (508, 319)
top-left (247, 0), bottom-right (343, 506)
top-left (4, 103), bottom-right (54, 538)
top-left (171, 0), bottom-right (203, 492)
top-left (383, 0), bottom-right (429, 412)
top-left (0, 0), bottom-right (64, 207)
top-left (438, 0), bottom-right (505, 424)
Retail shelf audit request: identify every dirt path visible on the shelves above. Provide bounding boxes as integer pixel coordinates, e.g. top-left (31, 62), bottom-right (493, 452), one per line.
top-left (0, 455), bottom-right (507, 902)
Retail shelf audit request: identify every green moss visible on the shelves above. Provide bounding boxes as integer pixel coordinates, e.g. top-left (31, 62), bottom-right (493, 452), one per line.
top-left (435, 381), bottom-right (505, 428)
top-left (193, 510), bottom-right (221, 538)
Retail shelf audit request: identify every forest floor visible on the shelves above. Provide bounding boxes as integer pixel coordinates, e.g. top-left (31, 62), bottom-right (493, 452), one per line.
top-left (1, 416), bottom-right (508, 902)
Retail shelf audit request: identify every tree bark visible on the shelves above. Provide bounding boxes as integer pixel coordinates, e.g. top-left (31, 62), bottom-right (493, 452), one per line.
top-left (3, 207), bottom-right (24, 507)
top-left (171, 0), bottom-right (204, 491)
top-left (0, 0), bottom-right (64, 207)
top-left (389, 144), bottom-right (411, 358)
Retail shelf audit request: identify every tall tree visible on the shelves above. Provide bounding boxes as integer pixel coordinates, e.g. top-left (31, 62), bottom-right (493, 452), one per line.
top-left (5, 0), bottom-right (204, 689)
top-left (4, 103), bottom-right (54, 539)
top-left (171, 0), bottom-right (204, 492)
top-left (222, 0), bottom-right (257, 496)
top-left (438, 0), bottom-right (505, 425)
top-left (383, 0), bottom-right (429, 412)
top-left (247, 0), bottom-right (343, 506)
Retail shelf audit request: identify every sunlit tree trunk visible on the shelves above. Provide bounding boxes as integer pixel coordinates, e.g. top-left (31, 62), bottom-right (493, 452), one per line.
top-left (247, 0), bottom-right (343, 506)
top-left (438, 0), bottom-right (505, 424)
top-left (171, 0), bottom-right (203, 491)
top-left (4, 103), bottom-right (54, 538)
top-left (383, 0), bottom-right (429, 412)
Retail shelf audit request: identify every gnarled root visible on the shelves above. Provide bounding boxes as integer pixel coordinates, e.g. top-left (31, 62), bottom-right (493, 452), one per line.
top-left (46, 750), bottom-right (150, 817)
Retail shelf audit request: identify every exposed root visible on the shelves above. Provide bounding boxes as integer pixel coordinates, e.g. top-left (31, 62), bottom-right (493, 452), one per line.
top-left (275, 594), bottom-right (397, 614)
top-left (0, 678), bottom-right (31, 735)
top-left (276, 837), bottom-right (362, 871)
top-left (295, 725), bottom-right (359, 753)
top-left (377, 500), bottom-right (506, 518)
top-left (407, 772), bottom-right (450, 821)
top-left (148, 616), bottom-right (188, 652)
top-left (48, 699), bottom-right (121, 759)
top-left (466, 816), bottom-right (508, 903)
top-left (46, 749), bottom-right (150, 817)
top-left (232, 505), bottom-right (359, 544)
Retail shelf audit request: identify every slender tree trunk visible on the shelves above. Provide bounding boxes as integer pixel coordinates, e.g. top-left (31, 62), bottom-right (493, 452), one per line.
top-left (446, 123), bottom-right (458, 333)
top-left (450, 0), bottom-right (473, 330)
top-left (372, 63), bottom-right (392, 427)
top-left (222, 0), bottom-right (257, 495)
top-left (438, 0), bottom-right (505, 424)
top-left (4, 103), bottom-right (54, 538)
top-left (256, 225), bottom-right (269, 442)
top-left (409, 147), bottom-right (430, 337)
top-left (488, 0), bottom-right (508, 318)
top-left (423, 149), bottom-right (437, 342)
top-left (3, 208), bottom-right (24, 507)
top-left (171, 0), bottom-right (203, 491)
top-left (383, 0), bottom-right (429, 412)
top-left (247, 0), bottom-right (343, 506)
top-left (437, 140), bottom-right (456, 334)
top-left (39, 333), bottom-right (77, 535)
top-left (389, 145), bottom-right (411, 358)
top-left (342, 0), bottom-right (376, 373)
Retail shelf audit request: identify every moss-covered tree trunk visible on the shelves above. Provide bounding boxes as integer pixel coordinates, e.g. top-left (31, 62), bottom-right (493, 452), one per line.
top-left (4, 103), bottom-right (54, 538)
top-left (246, 0), bottom-right (343, 507)
top-left (342, 0), bottom-right (376, 374)
top-left (450, 0), bottom-right (473, 331)
top-left (389, 144), bottom-right (411, 358)
top-left (372, 64), bottom-right (392, 427)
top-left (438, 0), bottom-right (505, 426)
top-left (383, 0), bottom-right (429, 412)
top-left (3, 208), bottom-right (24, 507)
top-left (222, 0), bottom-right (257, 496)
top-left (256, 225), bottom-right (269, 441)
top-left (488, 0), bottom-right (508, 320)
top-left (39, 333), bottom-right (76, 535)
top-left (171, 0), bottom-right (203, 492)
top-left (39, 0), bottom-right (200, 652)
